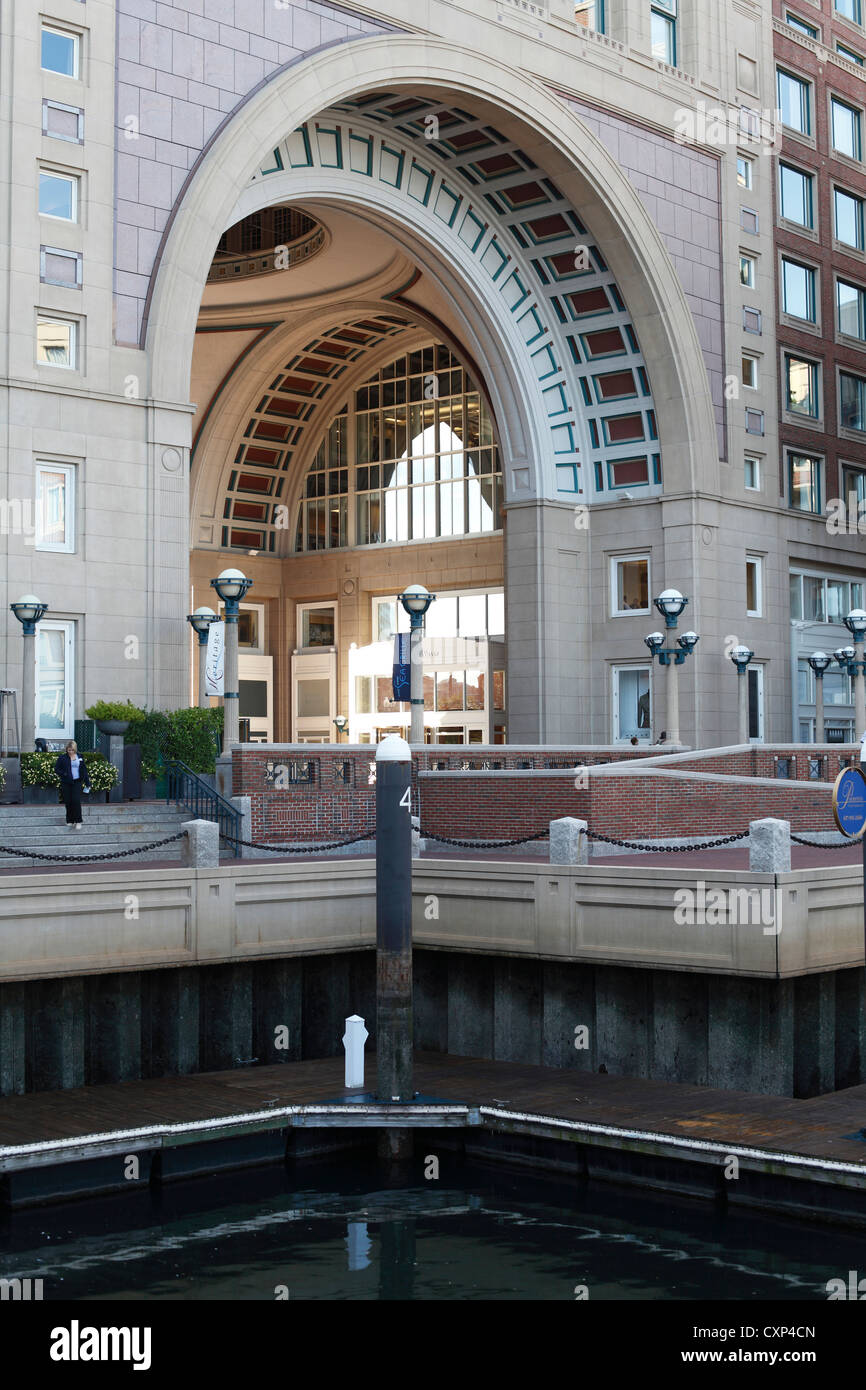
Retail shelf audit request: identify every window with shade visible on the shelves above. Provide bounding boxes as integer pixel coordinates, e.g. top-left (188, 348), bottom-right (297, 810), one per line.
top-left (295, 345), bottom-right (502, 552)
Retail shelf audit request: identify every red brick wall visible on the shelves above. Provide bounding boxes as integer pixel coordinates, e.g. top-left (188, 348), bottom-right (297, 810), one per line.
top-left (231, 744), bottom-right (848, 842)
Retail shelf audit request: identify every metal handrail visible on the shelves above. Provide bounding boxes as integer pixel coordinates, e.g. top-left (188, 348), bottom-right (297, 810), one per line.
top-left (163, 759), bottom-right (241, 857)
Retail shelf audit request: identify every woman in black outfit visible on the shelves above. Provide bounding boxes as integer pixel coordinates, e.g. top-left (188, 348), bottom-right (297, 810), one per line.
top-left (54, 740), bottom-right (91, 828)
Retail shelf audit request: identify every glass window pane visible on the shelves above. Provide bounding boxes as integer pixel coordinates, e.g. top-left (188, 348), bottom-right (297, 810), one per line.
top-left (778, 71), bottom-right (809, 133)
top-left (838, 280), bottom-right (865, 338)
top-left (465, 670), bottom-right (485, 711)
top-left (790, 456), bottom-right (821, 513)
top-left (296, 679), bottom-right (330, 717)
top-left (803, 575), bottom-right (826, 620)
top-left (617, 668), bottom-right (651, 740)
top-left (783, 261), bottom-right (814, 321)
top-left (41, 28), bottom-right (77, 77)
top-left (436, 672), bottom-right (464, 712)
top-left (458, 594), bottom-right (486, 635)
top-left (37, 628), bottom-right (67, 730)
top-left (301, 607), bottom-right (335, 647)
top-left (832, 99), bottom-right (860, 159)
top-left (835, 189), bottom-right (863, 247)
top-left (36, 317), bottom-right (73, 366)
top-left (39, 173), bottom-right (75, 220)
top-left (651, 11), bottom-right (675, 64)
top-left (827, 580), bottom-right (847, 624)
top-left (790, 573), bottom-right (803, 620)
top-left (36, 468), bottom-right (68, 547)
top-left (780, 165), bottom-right (812, 225)
top-left (425, 595), bottom-right (458, 638)
top-left (841, 373), bottom-right (866, 431)
top-left (616, 557), bottom-right (649, 610)
top-left (355, 675), bottom-right (372, 715)
top-left (786, 357), bottom-right (818, 416)
top-left (493, 670), bottom-right (505, 710)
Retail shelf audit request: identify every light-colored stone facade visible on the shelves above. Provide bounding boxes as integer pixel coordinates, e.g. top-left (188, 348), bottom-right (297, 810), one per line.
top-left (1, 0), bottom-right (860, 748)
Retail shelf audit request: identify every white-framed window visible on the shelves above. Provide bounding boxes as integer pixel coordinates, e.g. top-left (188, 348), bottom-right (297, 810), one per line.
top-left (740, 253), bottom-right (756, 288)
top-left (610, 554), bottom-right (650, 616)
top-left (297, 602), bottom-right (337, 650)
top-left (38, 169), bottom-right (78, 221)
top-left (791, 567), bottom-right (864, 623)
top-left (835, 0), bottom-right (863, 25)
top-left (746, 554), bottom-right (763, 616)
top-left (40, 246), bottom-right (82, 289)
top-left (777, 69), bottom-right (811, 134)
top-left (36, 314), bottom-right (77, 369)
top-left (216, 601), bottom-right (265, 652)
top-left (788, 451), bottom-right (823, 512)
top-left (612, 665), bottom-right (652, 742)
top-left (35, 460), bottom-right (75, 552)
top-left (742, 353), bottom-right (759, 389)
top-left (36, 620), bottom-right (75, 741)
top-left (575, 0), bottom-right (605, 31)
top-left (835, 187), bottom-right (865, 249)
top-left (744, 454), bottom-right (762, 490)
top-left (782, 257), bottom-right (817, 322)
top-left (41, 25), bottom-right (80, 79)
top-left (737, 155), bottom-right (753, 189)
top-left (831, 96), bottom-right (862, 160)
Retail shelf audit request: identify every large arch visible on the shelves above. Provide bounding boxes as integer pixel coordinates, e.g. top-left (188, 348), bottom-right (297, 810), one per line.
top-left (144, 35), bottom-right (718, 501)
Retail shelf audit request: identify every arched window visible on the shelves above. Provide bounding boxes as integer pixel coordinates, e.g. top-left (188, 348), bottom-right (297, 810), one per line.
top-left (294, 344), bottom-right (502, 552)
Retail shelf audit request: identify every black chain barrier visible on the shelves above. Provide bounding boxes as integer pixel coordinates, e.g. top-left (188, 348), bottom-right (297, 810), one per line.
top-left (0, 831), bottom-right (187, 864)
top-left (585, 829), bottom-right (749, 852)
top-left (419, 828), bottom-right (550, 849)
top-left (221, 828), bottom-right (377, 854)
top-left (790, 832), bottom-right (855, 849)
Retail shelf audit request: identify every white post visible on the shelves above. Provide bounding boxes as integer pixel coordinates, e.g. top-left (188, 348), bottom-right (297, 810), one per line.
top-left (342, 1014), bottom-right (368, 1088)
top-left (666, 656), bottom-right (680, 746)
top-left (856, 636), bottom-right (866, 741)
top-left (198, 639), bottom-right (209, 710)
top-left (814, 674), bottom-right (825, 744)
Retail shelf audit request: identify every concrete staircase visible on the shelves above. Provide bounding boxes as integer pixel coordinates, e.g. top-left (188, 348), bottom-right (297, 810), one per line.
top-left (0, 801), bottom-right (191, 868)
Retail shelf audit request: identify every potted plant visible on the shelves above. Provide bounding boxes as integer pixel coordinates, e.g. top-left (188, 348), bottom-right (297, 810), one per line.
top-left (84, 700), bottom-right (142, 736)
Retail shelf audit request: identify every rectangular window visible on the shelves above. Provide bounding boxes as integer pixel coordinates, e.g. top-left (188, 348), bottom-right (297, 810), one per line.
top-left (611, 554), bottom-right (650, 615)
top-left (740, 207), bottom-right (759, 235)
top-left (838, 41), bottom-right (865, 64)
top-left (42, 100), bottom-right (84, 143)
top-left (785, 355), bottom-right (820, 417)
top-left (574, 0), bottom-right (604, 31)
top-left (36, 620), bottom-right (74, 740)
top-left (832, 97), bottom-right (862, 160)
top-left (740, 253), bottom-right (756, 287)
top-left (613, 666), bottom-right (652, 741)
top-left (803, 574), bottom-right (826, 621)
top-left (777, 69), bottom-right (811, 134)
top-left (296, 679), bottom-right (330, 718)
top-left (748, 665), bottom-right (764, 742)
top-left (737, 156), bottom-right (753, 189)
top-left (41, 26), bottom-right (79, 78)
top-left (780, 163), bottom-right (814, 227)
top-left (843, 463), bottom-right (866, 505)
top-left (835, 0), bottom-right (862, 22)
top-left (744, 455), bottom-right (761, 490)
top-left (742, 353), bottom-right (758, 389)
top-left (835, 188), bottom-right (865, 249)
top-left (38, 170), bottom-right (78, 221)
top-left (743, 306), bottom-right (762, 333)
top-left (298, 605), bottom-right (336, 649)
top-left (782, 258), bottom-right (817, 321)
top-left (35, 461), bottom-right (75, 552)
top-left (841, 371), bottom-right (866, 431)
top-left (838, 279), bottom-right (866, 339)
top-left (36, 315), bottom-right (77, 368)
top-left (745, 408), bottom-right (764, 435)
top-left (788, 452), bottom-right (822, 512)
top-left (787, 11), bottom-right (819, 37)
top-left (746, 556), bottom-right (763, 616)
top-left (650, 2), bottom-right (676, 65)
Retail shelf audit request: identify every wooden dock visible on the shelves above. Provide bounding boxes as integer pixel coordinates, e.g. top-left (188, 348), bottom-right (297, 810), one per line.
top-left (1, 1053), bottom-right (865, 1222)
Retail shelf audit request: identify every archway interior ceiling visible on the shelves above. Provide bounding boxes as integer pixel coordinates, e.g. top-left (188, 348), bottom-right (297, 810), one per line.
top-left (196, 89), bottom-right (670, 555)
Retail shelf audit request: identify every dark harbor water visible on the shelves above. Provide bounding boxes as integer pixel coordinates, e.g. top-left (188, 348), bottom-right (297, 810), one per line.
top-left (2, 1157), bottom-right (864, 1301)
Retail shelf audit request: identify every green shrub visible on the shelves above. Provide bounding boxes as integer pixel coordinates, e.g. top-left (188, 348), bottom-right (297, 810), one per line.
top-left (0, 764), bottom-right (5, 791)
top-left (124, 706), bottom-right (223, 777)
top-left (84, 700), bottom-right (143, 723)
top-left (21, 751), bottom-right (118, 791)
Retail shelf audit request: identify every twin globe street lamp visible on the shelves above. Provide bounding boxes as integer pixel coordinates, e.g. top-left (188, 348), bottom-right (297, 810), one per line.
top-left (644, 589), bottom-right (698, 746)
top-left (10, 595), bottom-right (48, 752)
top-left (729, 645), bottom-right (754, 744)
top-left (835, 608), bottom-right (866, 741)
top-left (398, 584), bottom-right (435, 745)
top-left (807, 651), bottom-right (832, 744)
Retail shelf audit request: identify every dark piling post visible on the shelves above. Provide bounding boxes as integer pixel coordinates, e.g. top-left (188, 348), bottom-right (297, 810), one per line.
top-left (375, 734), bottom-right (414, 1106)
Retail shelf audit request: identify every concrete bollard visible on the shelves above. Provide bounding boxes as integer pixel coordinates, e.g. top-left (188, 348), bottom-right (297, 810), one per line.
top-left (182, 818), bottom-right (220, 869)
top-left (549, 816), bottom-right (589, 865)
top-left (749, 817), bottom-right (791, 873)
top-left (230, 794), bottom-right (252, 859)
top-left (343, 1014), bottom-right (369, 1088)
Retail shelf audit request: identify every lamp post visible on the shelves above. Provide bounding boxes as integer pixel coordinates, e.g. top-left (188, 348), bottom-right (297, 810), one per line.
top-left (843, 608), bottom-right (866, 739)
top-left (643, 589), bottom-right (696, 747)
top-left (210, 569), bottom-right (252, 750)
top-left (187, 606), bottom-right (218, 709)
top-left (807, 651), bottom-right (832, 744)
top-left (333, 714), bottom-right (348, 742)
top-left (398, 585), bottom-right (435, 745)
top-left (10, 595), bottom-right (48, 753)
top-left (730, 645), bottom-right (754, 745)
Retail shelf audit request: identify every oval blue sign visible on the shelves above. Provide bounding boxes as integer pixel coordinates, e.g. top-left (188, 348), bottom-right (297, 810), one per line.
top-left (833, 766), bottom-right (866, 839)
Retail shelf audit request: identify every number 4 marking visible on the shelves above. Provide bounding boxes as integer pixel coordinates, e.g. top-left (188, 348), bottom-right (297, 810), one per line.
top-left (399, 787), bottom-right (411, 809)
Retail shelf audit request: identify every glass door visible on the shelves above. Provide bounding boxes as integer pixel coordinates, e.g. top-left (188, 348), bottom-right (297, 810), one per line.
top-left (36, 620), bottom-right (74, 740)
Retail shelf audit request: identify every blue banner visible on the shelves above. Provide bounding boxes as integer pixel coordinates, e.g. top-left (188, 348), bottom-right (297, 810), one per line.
top-left (392, 633), bottom-right (411, 702)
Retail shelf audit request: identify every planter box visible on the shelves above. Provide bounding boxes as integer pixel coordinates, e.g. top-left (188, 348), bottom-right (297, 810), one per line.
top-left (24, 786), bottom-right (61, 806)
top-left (95, 720), bottom-right (130, 736)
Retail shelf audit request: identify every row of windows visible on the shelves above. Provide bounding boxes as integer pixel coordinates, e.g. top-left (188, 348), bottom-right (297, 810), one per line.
top-left (786, 5), bottom-right (866, 60)
top-left (778, 68), bottom-right (866, 162)
top-left (778, 256), bottom-right (866, 342)
top-left (779, 165), bottom-right (866, 251)
top-left (778, 353), bottom-right (866, 431)
top-left (38, 20), bottom-right (86, 364)
top-left (606, 552), bottom-right (763, 619)
top-left (574, 3), bottom-right (677, 65)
